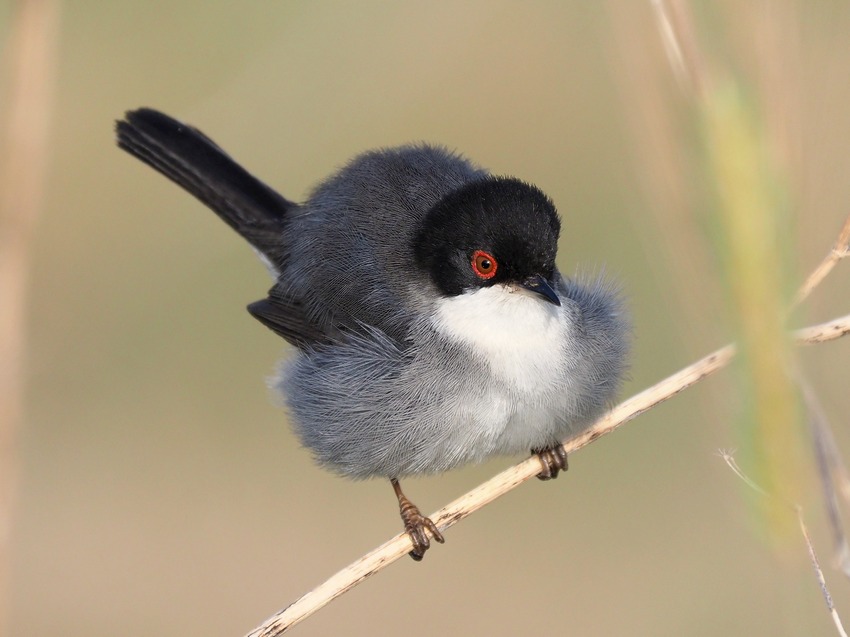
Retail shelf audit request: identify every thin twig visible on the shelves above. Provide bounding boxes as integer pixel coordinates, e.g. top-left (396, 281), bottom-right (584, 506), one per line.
top-left (245, 313), bottom-right (850, 636)
top-left (800, 514), bottom-right (849, 637)
top-left (650, 0), bottom-right (689, 91)
top-left (650, 0), bottom-right (709, 98)
top-left (794, 212), bottom-right (850, 306)
top-left (720, 452), bottom-right (848, 637)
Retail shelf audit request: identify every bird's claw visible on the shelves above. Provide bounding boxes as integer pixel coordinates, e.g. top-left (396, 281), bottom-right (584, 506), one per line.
top-left (392, 478), bottom-right (445, 560)
top-left (534, 444), bottom-right (568, 480)
top-left (402, 509), bottom-right (445, 561)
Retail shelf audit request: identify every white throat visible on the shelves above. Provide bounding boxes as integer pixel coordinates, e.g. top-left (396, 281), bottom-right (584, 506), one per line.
top-left (431, 284), bottom-right (568, 393)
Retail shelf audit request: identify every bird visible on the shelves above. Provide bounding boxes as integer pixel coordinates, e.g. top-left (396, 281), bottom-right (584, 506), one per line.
top-left (115, 108), bottom-right (629, 560)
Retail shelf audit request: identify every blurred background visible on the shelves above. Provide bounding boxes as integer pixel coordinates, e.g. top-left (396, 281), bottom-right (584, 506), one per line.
top-left (3, 1), bottom-right (850, 635)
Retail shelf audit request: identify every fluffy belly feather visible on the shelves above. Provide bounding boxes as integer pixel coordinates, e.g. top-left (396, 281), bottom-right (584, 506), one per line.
top-left (431, 284), bottom-right (574, 452)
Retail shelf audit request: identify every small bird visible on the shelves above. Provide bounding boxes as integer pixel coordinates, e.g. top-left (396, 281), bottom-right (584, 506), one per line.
top-left (115, 108), bottom-right (628, 560)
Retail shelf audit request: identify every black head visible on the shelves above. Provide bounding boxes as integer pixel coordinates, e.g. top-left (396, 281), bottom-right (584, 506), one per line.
top-left (413, 176), bottom-right (561, 299)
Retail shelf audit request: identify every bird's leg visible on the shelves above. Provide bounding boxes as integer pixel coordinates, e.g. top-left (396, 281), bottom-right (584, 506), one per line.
top-left (391, 478), bottom-right (444, 561)
top-left (533, 444), bottom-right (568, 480)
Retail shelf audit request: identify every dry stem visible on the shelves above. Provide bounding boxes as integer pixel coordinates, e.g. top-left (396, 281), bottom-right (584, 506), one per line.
top-left (651, 0), bottom-right (709, 98)
top-left (0, 1), bottom-right (60, 633)
top-left (245, 312), bottom-right (850, 636)
top-left (794, 212), bottom-right (850, 306)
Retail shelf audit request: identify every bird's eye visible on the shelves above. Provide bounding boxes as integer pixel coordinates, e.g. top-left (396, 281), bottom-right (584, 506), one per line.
top-left (471, 250), bottom-right (498, 280)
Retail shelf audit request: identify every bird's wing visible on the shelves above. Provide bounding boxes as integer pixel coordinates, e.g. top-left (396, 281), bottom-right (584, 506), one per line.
top-left (248, 285), bottom-right (344, 349)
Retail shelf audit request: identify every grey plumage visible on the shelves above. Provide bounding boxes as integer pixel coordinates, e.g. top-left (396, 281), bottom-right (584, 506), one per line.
top-left (116, 109), bottom-right (628, 482)
top-left (284, 275), bottom-right (626, 478)
top-left (275, 147), bottom-right (627, 478)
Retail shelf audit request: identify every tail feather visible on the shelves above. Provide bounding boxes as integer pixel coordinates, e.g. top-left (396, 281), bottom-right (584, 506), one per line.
top-left (115, 108), bottom-right (295, 269)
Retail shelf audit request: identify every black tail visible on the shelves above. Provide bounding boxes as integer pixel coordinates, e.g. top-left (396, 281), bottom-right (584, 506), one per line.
top-left (115, 108), bottom-right (295, 269)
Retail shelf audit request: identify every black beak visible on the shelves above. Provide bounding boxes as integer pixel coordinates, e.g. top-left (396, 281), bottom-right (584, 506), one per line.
top-left (521, 274), bottom-right (560, 306)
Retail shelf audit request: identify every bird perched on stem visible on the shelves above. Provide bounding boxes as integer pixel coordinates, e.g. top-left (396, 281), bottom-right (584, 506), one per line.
top-left (116, 108), bottom-right (629, 560)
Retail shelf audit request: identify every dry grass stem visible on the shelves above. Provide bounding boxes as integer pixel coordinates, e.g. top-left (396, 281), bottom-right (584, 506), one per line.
top-left (793, 314), bottom-right (850, 344)
top-left (650, 0), bottom-right (708, 97)
top-left (650, 0), bottom-right (688, 91)
top-left (801, 516), bottom-right (850, 637)
top-left (245, 309), bottom-right (850, 636)
top-left (0, 0), bottom-right (60, 633)
top-left (721, 452), bottom-right (848, 637)
top-left (794, 212), bottom-right (850, 306)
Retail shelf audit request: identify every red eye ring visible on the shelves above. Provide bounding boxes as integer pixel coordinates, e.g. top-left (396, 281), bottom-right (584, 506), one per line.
top-left (471, 250), bottom-right (498, 280)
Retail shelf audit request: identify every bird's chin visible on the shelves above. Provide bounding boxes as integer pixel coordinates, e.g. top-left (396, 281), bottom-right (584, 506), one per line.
top-left (431, 284), bottom-right (570, 392)
top-left (432, 284), bottom-right (565, 347)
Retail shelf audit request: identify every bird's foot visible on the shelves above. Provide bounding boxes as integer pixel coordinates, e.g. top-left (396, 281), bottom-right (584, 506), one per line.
top-left (533, 444), bottom-right (568, 480)
top-left (391, 479), bottom-right (445, 561)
